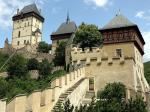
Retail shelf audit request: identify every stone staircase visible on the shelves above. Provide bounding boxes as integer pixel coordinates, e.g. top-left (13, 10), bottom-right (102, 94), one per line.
top-left (51, 78), bottom-right (86, 112)
top-left (82, 91), bottom-right (95, 105)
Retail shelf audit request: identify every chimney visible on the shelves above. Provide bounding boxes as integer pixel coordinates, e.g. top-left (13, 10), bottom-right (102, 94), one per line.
top-left (17, 9), bottom-right (19, 14)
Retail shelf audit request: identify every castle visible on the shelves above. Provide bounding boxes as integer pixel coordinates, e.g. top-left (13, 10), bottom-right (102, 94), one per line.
top-left (0, 3), bottom-right (150, 112)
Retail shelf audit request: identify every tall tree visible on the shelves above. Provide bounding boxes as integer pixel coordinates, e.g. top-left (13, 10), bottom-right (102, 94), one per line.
top-left (7, 54), bottom-right (28, 77)
top-left (74, 23), bottom-right (103, 51)
top-left (54, 41), bottom-right (66, 66)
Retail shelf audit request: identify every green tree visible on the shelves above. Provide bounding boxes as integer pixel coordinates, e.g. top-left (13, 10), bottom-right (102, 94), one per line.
top-left (39, 59), bottom-right (52, 77)
top-left (53, 99), bottom-right (74, 112)
top-left (63, 99), bottom-right (74, 112)
top-left (54, 41), bottom-right (66, 66)
top-left (144, 61), bottom-right (150, 84)
top-left (98, 82), bottom-right (126, 102)
top-left (74, 23), bottom-right (103, 51)
top-left (7, 54), bottom-right (28, 77)
top-left (37, 41), bottom-right (51, 53)
top-left (126, 96), bottom-right (147, 112)
top-left (27, 58), bottom-right (39, 70)
top-left (0, 78), bottom-right (8, 99)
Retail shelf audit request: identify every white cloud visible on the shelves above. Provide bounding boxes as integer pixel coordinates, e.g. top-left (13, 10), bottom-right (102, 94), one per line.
top-left (51, 7), bottom-right (61, 15)
top-left (135, 11), bottom-right (150, 20)
top-left (0, 0), bottom-right (47, 28)
top-left (135, 11), bottom-right (145, 18)
top-left (142, 32), bottom-right (150, 62)
top-left (84, 0), bottom-right (111, 8)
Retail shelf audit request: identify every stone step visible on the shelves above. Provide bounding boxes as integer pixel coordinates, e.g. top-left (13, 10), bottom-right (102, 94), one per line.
top-left (52, 78), bottom-right (86, 111)
top-left (85, 91), bottom-right (95, 99)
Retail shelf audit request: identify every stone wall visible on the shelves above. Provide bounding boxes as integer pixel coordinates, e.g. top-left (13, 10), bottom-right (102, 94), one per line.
top-left (68, 78), bottom-right (89, 106)
top-left (0, 99), bottom-right (6, 112)
top-left (0, 72), bottom-right (8, 78)
top-left (51, 66), bottom-right (64, 73)
top-left (1, 67), bottom-right (86, 112)
top-left (71, 47), bottom-right (149, 94)
top-left (29, 70), bottom-right (39, 79)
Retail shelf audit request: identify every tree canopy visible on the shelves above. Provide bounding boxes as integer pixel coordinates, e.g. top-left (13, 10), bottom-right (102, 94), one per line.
top-left (53, 41), bottom-right (66, 66)
top-left (7, 54), bottom-right (28, 78)
top-left (37, 41), bottom-right (51, 53)
top-left (144, 61), bottom-right (150, 84)
top-left (74, 23), bottom-right (103, 50)
top-left (57, 82), bottom-right (147, 112)
top-left (27, 58), bottom-right (39, 70)
top-left (38, 59), bottom-right (53, 77)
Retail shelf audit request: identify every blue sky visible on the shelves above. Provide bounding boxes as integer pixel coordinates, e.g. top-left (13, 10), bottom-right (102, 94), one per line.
top-left (0, 0), bottom-right (150, 61)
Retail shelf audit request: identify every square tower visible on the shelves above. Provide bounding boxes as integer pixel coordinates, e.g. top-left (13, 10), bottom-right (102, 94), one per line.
top-left (100, 14), bottom-right (149, 92)
top-left (12, 4), bottom-right (44, 49)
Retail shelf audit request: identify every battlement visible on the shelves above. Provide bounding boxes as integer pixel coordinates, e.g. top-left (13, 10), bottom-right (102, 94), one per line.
top-left (0, 67), bottom-right (86, 112)
top-left (71, 47), bottom-right (134, 66)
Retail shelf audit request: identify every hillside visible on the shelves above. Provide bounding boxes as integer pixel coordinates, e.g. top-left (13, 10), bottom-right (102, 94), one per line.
top-left (144, 61), bottom-right (150, 84)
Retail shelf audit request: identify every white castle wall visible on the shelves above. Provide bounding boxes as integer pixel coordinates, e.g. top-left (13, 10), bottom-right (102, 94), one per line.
top-left (0, 99), bottom-right (6, 112)
top-left (2, 67), bottom-right (86, 112)
top-left (71, 47), bottom-right (149, 94)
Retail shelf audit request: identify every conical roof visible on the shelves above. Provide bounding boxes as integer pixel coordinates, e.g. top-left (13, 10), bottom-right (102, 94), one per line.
top-left (102, 14), bottom-right (136, 30)
top-left (52, 22), bottom-right (77, 35)
top-left (52, 14), bottom-right (77, 35)
top-left (19, 4), bottom-right (41, 15)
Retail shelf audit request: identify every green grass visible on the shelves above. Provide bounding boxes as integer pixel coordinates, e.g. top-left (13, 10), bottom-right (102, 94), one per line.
top-left (144, 61), bottom-right (150, 84)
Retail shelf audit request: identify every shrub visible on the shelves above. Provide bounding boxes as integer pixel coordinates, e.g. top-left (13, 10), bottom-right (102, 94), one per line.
top-left (7, 54), bottom-right (28, 78)
top-left (37, 41), bottom-right (51, 53)
top-left (39, 59), bottom-right (52, 77)
top-left (27, 58), bottom-right (39, 70)
top-left (97, 82), bottom-right (126, 102)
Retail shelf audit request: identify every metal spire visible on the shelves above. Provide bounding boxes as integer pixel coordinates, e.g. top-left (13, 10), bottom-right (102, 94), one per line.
top-left (66, 11), bottom-right (70, 24)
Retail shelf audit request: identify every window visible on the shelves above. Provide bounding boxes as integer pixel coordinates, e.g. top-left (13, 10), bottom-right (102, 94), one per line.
top-left (17, 41), bottom-right (20, 46)
top-left (24, 40), bottom-right (26, 44)
top-left (25, 23), bottom-right (26, 27)
top-left (116, 49), bottom-right (122, 57)
top-left (18, 31), bottom-right (21, 37)
top-left (28, 22), bottom-right (30, 26)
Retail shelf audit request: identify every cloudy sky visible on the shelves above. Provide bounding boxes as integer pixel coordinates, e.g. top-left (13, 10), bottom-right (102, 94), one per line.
top-left (0, 0), bottom-right (150, 62)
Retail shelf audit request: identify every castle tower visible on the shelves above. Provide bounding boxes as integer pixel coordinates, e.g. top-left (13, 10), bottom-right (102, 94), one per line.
top-left (71, 14), bottom-right (149, 95)
top-left (12, 4), bottom-right (44, 49)
top-left (100, 14), bottom-right (149, 92)
top-left (51, 13), bottom-right (77, 54)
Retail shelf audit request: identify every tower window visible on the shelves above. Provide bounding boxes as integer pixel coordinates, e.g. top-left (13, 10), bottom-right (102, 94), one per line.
top-left (18, 31), bottom-right (21, 37)
top-left (24, 40), bottom-right (26, 44)
top-left (116, 49), bottom-right (122, 57)
top-left (17, 41), bottom-right (20, 46)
